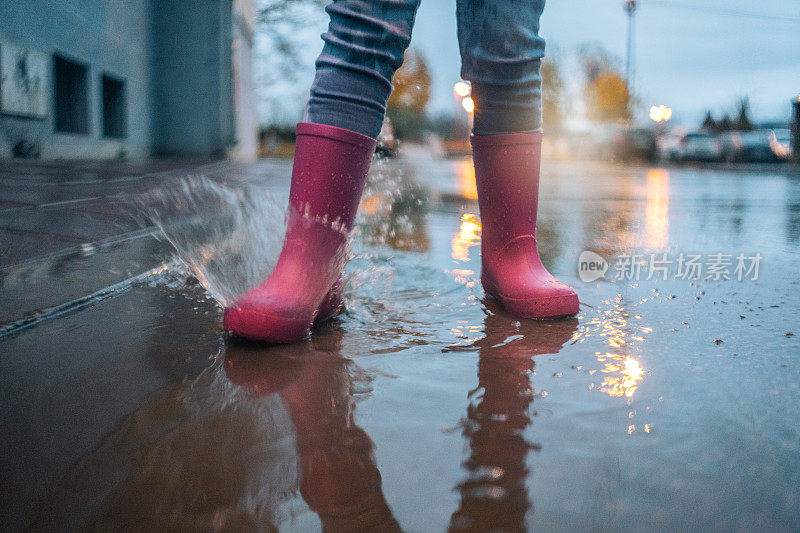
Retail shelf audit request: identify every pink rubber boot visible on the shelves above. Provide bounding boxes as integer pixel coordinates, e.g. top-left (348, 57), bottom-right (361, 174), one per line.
top-left (472, 131), bottom-right (579, 318)
top-left (223, 123), bottom-right (376, 342)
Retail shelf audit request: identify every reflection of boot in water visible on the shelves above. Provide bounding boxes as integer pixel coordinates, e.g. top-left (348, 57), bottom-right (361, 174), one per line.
top-left (224, 330), bottom-right (400, 532)
top-left (448, 303), bottom-right (578, 532)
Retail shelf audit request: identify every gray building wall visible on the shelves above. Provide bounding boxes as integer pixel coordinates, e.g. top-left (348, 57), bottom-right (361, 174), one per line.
top-left (150, 0), bottom-right (235, 156)
top-left (0, 0), bottom-right (254, 160)
top-left (231, 0), bottom-right (258, 161)
top-left (0, 0), bottom-right (153, 158)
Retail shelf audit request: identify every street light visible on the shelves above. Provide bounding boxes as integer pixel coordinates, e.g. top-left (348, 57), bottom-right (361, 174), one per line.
top-left (453, 81), bottom-right (473, 140)
top-left (649, 105), bottom-right (672, 123)
top-left (461, 96), bottom-right (475, 114)
top-left (792, 95), bottom-right (800, 163)
top-left (454, 81), bottom-right (471, 98)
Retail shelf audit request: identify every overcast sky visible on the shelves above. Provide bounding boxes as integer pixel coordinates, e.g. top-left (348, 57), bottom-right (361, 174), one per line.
top-left (413, 0), bottom-right (800, 126)
top-left (257, 0), bottom-right (800, 128)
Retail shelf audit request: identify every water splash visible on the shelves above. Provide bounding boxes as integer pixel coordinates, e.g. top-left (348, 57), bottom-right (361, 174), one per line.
top-left (130, 175), bottom-right (362, 310)
top-left (360, 158), bottom-right (430, 252)
top-left (130, 176), bottom-right (286, 307)
top-left (124, 160), bottom-right (436, 323)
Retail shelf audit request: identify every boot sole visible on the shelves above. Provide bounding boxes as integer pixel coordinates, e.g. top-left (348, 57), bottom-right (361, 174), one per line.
top-left (483, 284), bottom-right (579, 319)
top-left (223, 297), bottom-right (345, 344)
top-left (313, 302), bottom-right (344, 324)
top-left (223, 307), bottom-right (311, 344)
top-left (496, 293), bottom-right (579, 319)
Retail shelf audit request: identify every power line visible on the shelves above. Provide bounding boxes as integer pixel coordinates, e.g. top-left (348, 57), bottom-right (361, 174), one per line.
top-left (647, 0), bottom-right (800, 23)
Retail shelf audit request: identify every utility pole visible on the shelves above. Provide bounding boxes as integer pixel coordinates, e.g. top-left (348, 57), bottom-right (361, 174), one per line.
top-left (792, 96), bottom-right (800, 165)
top-left (624, 0), bottom-right (637, 92)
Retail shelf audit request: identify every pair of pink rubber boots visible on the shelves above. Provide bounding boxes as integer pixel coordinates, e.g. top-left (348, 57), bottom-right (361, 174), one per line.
top-left (223, 123), bottom-right (579, 343)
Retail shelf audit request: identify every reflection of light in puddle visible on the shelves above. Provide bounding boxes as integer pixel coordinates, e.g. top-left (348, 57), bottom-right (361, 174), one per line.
top-left (446, 214), bottom-right (482, 343)
top-left (573, 294), bottom-right (648, 400)
top-left (448, 269), bottom-right (476, 286)
top-left (456, 158), bottom-right (478, 200)
top-left (448, 214), bottom-right (481, 344)
top-left (450, 319), bottom-right (484, 343)
top-left (598, 354), bottom-right (644, 397)
top-left (451, 213), bottom-right (481, 261)
top-left (645, 168), bottom-right (669, 249)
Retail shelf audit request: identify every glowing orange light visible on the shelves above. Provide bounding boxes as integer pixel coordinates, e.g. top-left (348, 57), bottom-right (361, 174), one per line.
top-left (645, 168), bottom-right (669, 249)
top-left (649, 105), bottom-right (672, 123)
top-left (456, 158), bottom-right (477, 200)
top-left (770, 131), bottom-right (791, 158)
top-left (360, 194), bottom-right (382, 215)
top-left (573, 295), bottom-right (648, 400)
top-left (461, 96), bottom-right (475, 114)
top-left (454, 81), bottom-right (471, 97)
top-left (451, 213), bottom-right (481, 261)
top-left (600, 355), bottom-right (644, 398)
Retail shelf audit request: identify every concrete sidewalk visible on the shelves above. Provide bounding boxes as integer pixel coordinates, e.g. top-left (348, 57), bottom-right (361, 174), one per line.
top-left (0, 159), bottom-right (225, 265)
top-left (0, 158), bottom-right (271, 330)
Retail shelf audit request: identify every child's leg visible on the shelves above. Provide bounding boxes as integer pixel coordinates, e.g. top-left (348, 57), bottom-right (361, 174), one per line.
top-left (224, 0), bottom-right (422, 342)
top-left (457, 0), bottom-right (546, 135)
top-left (457, 0), bottom-right (579, 318)
top-left (305, 0), bottom-right (423, 139)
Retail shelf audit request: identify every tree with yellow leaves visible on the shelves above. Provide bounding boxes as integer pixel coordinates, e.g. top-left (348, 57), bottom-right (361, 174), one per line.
top-left (585, 72), bottom-right (632, 122)
top-left (386, 49), bottom-right (431, 140)
top-left (580, 43), bottom-right (632, 122)
top-left (541, 56), bottom-right (566, 131)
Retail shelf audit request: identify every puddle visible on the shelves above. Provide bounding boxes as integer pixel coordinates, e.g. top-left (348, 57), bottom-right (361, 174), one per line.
top-left (2, 160), bottom-right (800, 530)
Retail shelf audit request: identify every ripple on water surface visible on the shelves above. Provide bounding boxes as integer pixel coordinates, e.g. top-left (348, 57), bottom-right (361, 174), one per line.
top-left (23, 160), bottom-right (799, 530)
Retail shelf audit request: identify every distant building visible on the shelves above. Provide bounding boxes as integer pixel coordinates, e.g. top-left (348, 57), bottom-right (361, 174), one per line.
top-left (0, 0), bottom-right (257, 160)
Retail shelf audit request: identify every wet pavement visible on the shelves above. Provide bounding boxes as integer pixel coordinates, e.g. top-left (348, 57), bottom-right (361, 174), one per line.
top-left (1, 154), bottom-right (799, 531)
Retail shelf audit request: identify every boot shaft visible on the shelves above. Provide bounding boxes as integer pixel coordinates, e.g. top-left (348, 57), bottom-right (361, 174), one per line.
top-left (289, 123), bottom-right (377, 232)
top-left (470, 132), bottom-right (543, 249)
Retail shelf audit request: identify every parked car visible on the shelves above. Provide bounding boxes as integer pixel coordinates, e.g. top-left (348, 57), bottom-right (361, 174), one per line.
top-left (680, 132), bottom-right (722, 162)
top-left (721, 129), bottom-right (788, 163)
top-left (610, 127), bottom-right (657, 162)
top-left (657, 130), bottom-right (686, 162)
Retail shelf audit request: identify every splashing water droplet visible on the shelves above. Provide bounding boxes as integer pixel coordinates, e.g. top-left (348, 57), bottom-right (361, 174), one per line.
top-left (129, 176), bottom-right (287, 307)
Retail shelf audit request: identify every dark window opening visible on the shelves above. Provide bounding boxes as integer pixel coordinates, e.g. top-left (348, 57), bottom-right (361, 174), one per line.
top-left (54, 55), bottom-right (89, 134)
top-left (102, 74), bottom-right (126, 138)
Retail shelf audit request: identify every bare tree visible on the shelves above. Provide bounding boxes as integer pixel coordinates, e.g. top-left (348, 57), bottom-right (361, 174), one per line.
top-left (255, 0), bottom-right (328, 123)
top-left (257, 0), bottom-right (326, 78)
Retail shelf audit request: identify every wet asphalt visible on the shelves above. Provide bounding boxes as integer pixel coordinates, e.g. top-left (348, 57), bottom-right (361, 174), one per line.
top-left (1, 155), bottom-right (799, 531)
